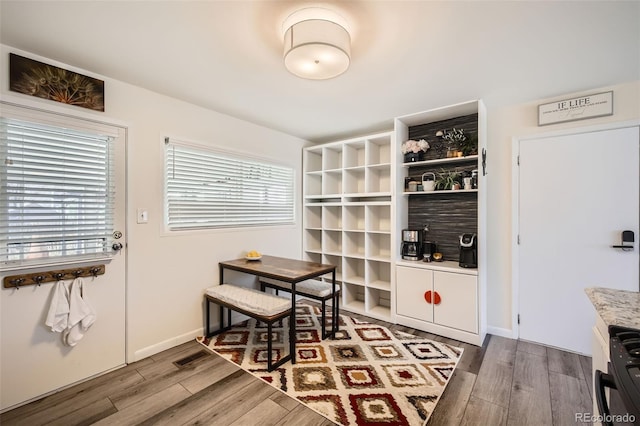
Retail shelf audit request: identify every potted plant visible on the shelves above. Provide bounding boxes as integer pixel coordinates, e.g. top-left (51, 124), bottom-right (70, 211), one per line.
top-left (457, 134), bottom-right (478, 156)
top-left (401, 139), bottom-right (430, 162)
top-left (436, 128), bottom-right (469, 157)
top-left (435, 169), bottom-right (461, 190)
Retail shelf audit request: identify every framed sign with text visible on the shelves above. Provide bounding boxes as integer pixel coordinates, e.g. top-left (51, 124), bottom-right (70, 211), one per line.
top-left (538, 91), bottom-right (613, 126)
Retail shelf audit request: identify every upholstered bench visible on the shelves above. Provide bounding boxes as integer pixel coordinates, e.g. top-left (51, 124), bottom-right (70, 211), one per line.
top-left (259, 278), bottom-right (340, 339)
top-left (204, 284), bottom-right (293, 371)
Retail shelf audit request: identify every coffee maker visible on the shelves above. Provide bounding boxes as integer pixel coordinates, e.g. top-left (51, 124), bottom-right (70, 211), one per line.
top-left (459, 233), bottom-right (477, 268)
top-left (402, 229), bottom-right (423, 260)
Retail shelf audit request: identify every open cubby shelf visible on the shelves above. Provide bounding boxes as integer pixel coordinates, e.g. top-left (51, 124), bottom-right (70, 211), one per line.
top-left (303, 131), bottom-right (394, 321)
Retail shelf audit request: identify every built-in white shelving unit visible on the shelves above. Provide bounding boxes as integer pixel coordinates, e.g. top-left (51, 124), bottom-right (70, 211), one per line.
top-left (393, 100), bottom-right (487, 346)
top-left (302, 132), bottom-right (395, 322)
top-left (302, 101), bottom-right (487, 346)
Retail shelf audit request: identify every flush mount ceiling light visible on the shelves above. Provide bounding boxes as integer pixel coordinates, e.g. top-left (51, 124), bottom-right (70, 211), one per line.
top-left (282, 7), bottom-right (351, 80)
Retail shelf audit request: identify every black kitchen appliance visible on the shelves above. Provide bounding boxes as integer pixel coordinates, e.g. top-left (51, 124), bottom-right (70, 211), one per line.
top-left (402, 229), bottom-right (423, 261)
top-left (595, 324), bottom-right (640, 426)
top-left (459, 233), bottom-right (477, 268)
top-left (423, 241), bottom-right (437, 262)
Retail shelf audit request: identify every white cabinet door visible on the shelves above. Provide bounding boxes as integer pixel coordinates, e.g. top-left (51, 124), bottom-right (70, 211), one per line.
top-left (433, 271), bottom-right (478, 333)
top-left (396, 266), bottom-right (433, 322)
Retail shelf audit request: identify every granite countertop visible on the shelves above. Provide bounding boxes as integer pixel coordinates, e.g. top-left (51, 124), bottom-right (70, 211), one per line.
top-left (585, 287), bottom-right (640, 330)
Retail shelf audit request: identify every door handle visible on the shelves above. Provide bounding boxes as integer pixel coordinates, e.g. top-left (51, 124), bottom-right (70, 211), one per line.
top-left (595, 369), bottom-right (616, 426)
top-left (424, 291), bottom-right (442, 305)
top-left (482, 148), bottom-right (487, 176)
top-left (612, 230), bottom-right (635, 250)
top-left (112, 242), bottom-right (123, 251)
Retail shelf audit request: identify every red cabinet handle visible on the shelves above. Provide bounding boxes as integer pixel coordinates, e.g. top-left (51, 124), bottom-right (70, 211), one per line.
top-left (433, 291), bottom-right (441, 305)
top-left (424, 290), bottom-right (432, 304)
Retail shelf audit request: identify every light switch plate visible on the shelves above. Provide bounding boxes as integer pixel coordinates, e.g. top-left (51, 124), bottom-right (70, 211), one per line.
top-left (137, 208), bottom-right (148, 224)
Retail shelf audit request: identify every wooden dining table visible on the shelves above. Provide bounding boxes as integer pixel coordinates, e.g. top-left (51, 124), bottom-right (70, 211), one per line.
top-left (218, 255), bottom-right (337, 364)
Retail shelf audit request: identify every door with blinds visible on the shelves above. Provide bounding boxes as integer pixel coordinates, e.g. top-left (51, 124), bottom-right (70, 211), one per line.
top-left (0, 103), bottom-right (127, 411)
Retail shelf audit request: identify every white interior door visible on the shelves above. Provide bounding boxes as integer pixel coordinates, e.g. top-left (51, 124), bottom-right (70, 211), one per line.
top-left (517, 125), bottom-right (639, 355)
top-left (0, 106), bottom-right (127, 410)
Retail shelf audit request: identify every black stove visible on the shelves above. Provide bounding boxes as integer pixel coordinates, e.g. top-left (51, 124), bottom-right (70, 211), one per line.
top-left (595, 325), bottom-right (640, 425)
top-left (609, 325), bottom-right (640, 423)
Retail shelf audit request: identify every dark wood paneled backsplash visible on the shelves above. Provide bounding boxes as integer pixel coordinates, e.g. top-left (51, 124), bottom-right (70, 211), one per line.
top-left (408, 192), bottom-right (478, 261)
top-left (408, 113), bottom-right (478, 160)
top-left (406, 113), bottom-right (479, 263)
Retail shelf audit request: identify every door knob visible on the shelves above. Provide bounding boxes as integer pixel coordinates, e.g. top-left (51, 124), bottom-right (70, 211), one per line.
top-left (112, 242), bottom-right (123, 251)
top-left (612, 230), bottom-right (635, 250)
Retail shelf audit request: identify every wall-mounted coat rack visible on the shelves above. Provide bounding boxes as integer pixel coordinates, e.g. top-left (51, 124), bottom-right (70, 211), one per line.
top-left (3, 264), bottom-right (105, 289)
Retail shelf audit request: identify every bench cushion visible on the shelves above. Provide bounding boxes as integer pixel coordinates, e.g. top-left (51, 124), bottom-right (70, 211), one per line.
top-left (261, 278), bottom-right (340, 298)
top-left (205, 284), bottom-right (291, 317)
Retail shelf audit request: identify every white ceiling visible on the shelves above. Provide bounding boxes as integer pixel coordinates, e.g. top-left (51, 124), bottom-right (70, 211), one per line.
top-left (1, 1), bottom-right (638, 142)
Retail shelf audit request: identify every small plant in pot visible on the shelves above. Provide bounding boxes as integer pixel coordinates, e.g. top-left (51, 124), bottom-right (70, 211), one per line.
top-left (436, 128), bottom-right (472, 157)
top-left (457, 135), bottom-right (478, 157)
top-left (435, 169), bottom-right (461, 190)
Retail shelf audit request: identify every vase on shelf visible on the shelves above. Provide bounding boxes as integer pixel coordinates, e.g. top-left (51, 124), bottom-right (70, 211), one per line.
top-left (404, 152), bottom-right (424, 163)
top-left (446, 148), bottom-right (462, 158)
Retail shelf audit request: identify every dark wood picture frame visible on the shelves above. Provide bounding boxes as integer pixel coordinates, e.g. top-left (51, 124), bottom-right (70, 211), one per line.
top-left (9, 53), bottom-right (104, 112)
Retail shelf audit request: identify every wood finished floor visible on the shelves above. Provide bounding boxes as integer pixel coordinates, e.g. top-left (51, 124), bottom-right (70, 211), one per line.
top-left (1, 305), bottom-right (593, 426)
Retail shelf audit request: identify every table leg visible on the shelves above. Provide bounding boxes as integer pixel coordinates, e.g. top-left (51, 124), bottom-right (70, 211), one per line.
top-left (267, 322), bottom-right (273, 370)
top-left (331, 269), bottom-right (340, 339)
top-left (206, 298), bottom-right (211, 336)
top-left (320, 298), bottom-right (326, 339)
top-left (290, 281), bottom-right (296, 364)
top-left (219, 264), bottom-right (225, 333)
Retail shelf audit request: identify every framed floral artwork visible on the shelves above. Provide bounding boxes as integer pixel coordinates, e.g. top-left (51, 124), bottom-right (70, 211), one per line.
top-left (9, 53), bottom-right (104, 112)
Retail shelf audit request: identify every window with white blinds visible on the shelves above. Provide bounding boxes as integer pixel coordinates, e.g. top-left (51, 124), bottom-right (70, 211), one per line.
top-left (0, 116), bottom-right (114, 268)
top-left (165, 139), bottom-right (295, 230)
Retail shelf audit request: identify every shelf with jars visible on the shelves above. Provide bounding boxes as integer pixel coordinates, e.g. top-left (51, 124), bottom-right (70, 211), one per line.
top-left (404, 163), bottom-right (479, 195)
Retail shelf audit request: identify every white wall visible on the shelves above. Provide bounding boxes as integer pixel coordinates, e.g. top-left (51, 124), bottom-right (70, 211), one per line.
top-left (484, 81), bottom-right (640, 336)
top-left (108, 76), bottom-right (306, 362)
top-left (0, 45), bottom-right (306, 409)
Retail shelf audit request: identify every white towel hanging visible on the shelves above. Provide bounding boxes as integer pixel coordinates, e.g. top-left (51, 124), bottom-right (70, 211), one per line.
top-left (63, 277), bottom-right (97, 347)
top-left (45, 280), bottom-right (70, 333)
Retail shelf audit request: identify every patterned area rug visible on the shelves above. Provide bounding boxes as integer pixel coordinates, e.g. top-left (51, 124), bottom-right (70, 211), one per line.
top-left (196, 304), bottom-right (462, 425)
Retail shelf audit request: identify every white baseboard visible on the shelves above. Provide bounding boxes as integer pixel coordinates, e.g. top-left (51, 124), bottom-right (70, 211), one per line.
top-left (132, 315), bottom-right (516, 362)
top-left (132, 328), bottom-right (204, 362)
top-left (487, 325), bottom-right (514, 339)
top-left (132, 311), bottom-right (254, 362)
